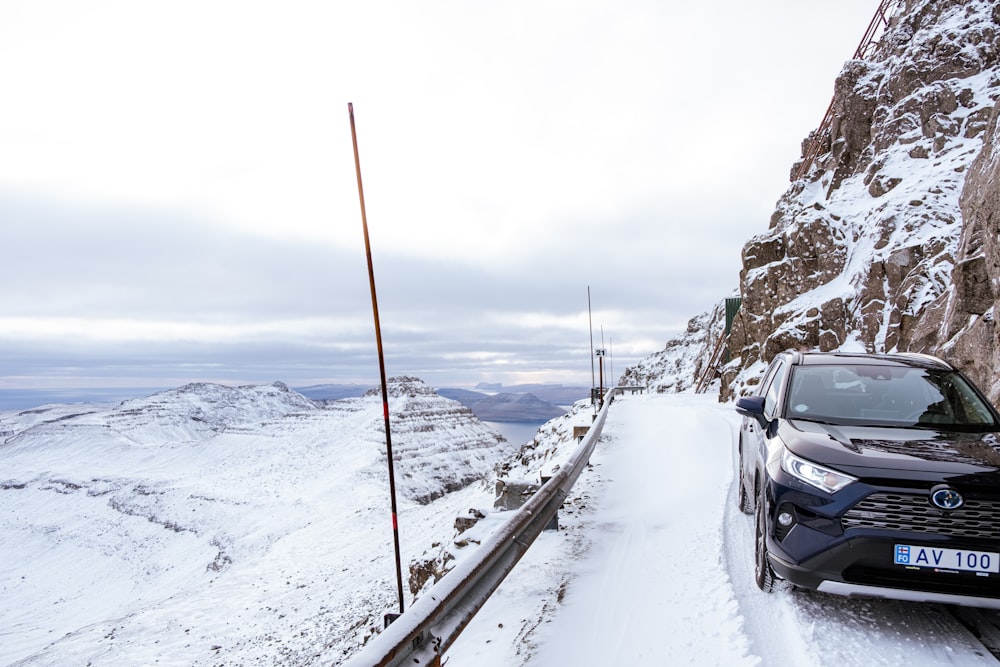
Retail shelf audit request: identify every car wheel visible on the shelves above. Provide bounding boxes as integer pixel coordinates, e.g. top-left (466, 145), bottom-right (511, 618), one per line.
top-left (754, 485), bottom-right (777, 592)
top-left (737, 442), bottom-right (753, 515)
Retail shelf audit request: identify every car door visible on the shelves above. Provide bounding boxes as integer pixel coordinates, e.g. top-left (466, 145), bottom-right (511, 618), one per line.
top-left (747, 358), bottom-right (788, 486)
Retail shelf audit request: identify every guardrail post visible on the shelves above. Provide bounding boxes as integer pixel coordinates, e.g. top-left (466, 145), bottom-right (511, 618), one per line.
top-left (539, 475), bottom-right (559, 531)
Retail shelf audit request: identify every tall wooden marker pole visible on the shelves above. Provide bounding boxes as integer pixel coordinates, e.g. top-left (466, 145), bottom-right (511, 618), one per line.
top-left (348, 102), bottom-right (405, 617)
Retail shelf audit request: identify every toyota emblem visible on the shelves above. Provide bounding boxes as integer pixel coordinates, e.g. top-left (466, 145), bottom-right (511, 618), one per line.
top-left (930, 485), bottom-right (964, 510)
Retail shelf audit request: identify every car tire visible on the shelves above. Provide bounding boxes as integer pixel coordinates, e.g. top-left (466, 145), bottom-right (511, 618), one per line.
top-left (737, 442), bottom-right (753, 515)
top-left (754, 485), bottom-right (777, 592)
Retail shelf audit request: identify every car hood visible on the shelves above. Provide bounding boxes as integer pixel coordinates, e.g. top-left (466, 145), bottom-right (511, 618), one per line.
top-left (781, 420), bottom-right (1000, 478)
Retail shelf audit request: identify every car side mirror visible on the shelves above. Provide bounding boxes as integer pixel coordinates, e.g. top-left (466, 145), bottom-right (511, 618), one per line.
top-left (735, 396), bottom-right (765, 417)
top-left (736, 396), bottom-right (772, 430)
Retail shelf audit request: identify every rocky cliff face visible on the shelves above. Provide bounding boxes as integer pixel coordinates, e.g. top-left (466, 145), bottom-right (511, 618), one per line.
top-left (724, 0), bottom-right (1000, 399)
top-left (911, 95), bottom-right (1000, 398)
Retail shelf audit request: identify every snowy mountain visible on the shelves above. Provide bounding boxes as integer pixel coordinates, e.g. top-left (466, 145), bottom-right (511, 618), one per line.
top-left (726, 0), bottom-right (1000, 398)
top-left (0, 378), bottom-right (518, 665)
top-left (617, 304), bottom-right (725, 393)
top-left (622, 0), bottom-right (1000, 401)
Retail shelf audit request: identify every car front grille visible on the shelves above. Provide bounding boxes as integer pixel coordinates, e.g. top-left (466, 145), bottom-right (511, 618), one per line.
top-left (842, 492), bottom-right (1000, 539)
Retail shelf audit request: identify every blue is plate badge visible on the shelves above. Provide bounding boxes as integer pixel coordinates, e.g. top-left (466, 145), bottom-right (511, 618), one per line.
top-left (894, 544), bottom-right (999, 573)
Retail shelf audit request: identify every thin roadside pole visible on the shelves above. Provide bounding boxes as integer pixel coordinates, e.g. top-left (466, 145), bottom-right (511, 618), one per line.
top-left (348, 102), bottom-right (405, 617)
top-left (608, 337), bottom-right (614, 390)
top-left (588, 286), bottom-right (596, 413)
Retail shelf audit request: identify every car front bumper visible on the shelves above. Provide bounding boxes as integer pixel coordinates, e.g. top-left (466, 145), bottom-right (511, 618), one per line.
top-left (815, 580), bottom-right (1000, 609)
top-left (768, 528), bottom-right (1000, 606)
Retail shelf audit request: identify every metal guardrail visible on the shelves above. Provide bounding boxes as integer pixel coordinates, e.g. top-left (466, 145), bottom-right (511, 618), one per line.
top-left (342, 389), bottom-right (620, 667)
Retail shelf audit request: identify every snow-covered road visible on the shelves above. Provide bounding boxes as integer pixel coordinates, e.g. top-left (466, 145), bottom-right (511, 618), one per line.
top-left (445, 393), bottom-right (1000, 666)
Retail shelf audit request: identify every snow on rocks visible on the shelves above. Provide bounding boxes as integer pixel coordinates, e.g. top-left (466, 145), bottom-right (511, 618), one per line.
top-left (725, 0), bottom-right (1000, 399)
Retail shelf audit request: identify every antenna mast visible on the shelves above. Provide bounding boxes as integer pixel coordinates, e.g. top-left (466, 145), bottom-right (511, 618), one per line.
top-left (588, 287), bottom-right (596, 412)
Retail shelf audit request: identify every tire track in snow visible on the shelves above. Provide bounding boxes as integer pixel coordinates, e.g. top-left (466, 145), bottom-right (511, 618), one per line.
top-left (586, 430), bottom-right (647, 660)
top-left (529, 394), bottom-right (756, 665)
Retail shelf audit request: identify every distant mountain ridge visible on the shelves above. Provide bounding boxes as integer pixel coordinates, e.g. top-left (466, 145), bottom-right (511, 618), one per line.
top-left (0, 381), bottom-right (586, 425)
top-left (294, 382), bottom-right (586, 423)
top-left (437, 390), bottom-right (564, 422)
top-left (477, 384), bottom-right (589, 406)
top-left (436, 384), bottom-right (588, 422)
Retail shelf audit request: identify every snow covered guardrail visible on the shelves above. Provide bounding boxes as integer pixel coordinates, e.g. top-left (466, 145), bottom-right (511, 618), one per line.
top-left (343, 389), bottom-right (619, 667)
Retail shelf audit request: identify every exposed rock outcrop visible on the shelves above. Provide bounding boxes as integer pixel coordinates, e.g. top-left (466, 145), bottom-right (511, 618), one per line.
top-left (724, 0), bottom-right (1000, 400)
top-left (911, 98), bottom-right (1000, 400)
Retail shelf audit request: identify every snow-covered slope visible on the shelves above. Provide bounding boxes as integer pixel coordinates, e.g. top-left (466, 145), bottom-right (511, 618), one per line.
top-left (0, 378), bottom-right (515, 665)
top-left (617, 302), bottom-right (729, 394)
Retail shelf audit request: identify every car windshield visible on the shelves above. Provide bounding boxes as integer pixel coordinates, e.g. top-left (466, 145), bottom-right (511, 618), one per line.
top-left (784, 364), bottom-right (1000, 430)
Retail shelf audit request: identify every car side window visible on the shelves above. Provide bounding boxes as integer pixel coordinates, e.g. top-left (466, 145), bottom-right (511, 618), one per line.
top-left (762, 360), bottom-right (787, 419)
top-left (756, 362), bottom-right (780, 401)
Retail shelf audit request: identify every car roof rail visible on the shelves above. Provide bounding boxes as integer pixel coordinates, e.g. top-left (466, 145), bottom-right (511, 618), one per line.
top-left (893, 351), bottom-right (953, 370)
top-left (780, 349), bottom-right (804, 365)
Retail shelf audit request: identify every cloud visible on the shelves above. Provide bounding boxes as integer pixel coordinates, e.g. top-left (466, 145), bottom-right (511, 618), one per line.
top-left (0, 192), bottom-right (607, 387)
top-left (0, 0), bottom-right (884, 393)
top-left (1, 189), bottom-right (694, 389)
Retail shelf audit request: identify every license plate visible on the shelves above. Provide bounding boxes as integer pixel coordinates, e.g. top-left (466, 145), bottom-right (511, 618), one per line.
top-left (894, 544), bottom-right (1000, 573)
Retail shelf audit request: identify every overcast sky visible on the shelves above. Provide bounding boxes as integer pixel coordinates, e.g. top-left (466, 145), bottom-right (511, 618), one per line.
top-left (0, 0), bottom-right (882, 396)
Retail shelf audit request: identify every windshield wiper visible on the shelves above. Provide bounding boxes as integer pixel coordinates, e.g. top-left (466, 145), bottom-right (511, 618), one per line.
top-left (789, 416), bottom-right (842, 426)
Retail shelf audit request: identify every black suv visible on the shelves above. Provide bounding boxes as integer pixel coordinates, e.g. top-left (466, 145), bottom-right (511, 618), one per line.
top-left (736, 350), bottom-right (1000, 608)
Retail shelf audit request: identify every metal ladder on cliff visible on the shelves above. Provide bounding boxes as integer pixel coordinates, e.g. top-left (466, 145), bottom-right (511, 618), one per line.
top-left (694, 333), bottom-right (730, 394)
top-left (694, 297), bottom-right (742, 394)
top-left (793, 0), bottom-right (903, 181)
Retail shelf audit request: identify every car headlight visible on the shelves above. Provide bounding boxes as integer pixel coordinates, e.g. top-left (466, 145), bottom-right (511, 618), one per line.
top-left (781, 450), bottom-right (856, 494)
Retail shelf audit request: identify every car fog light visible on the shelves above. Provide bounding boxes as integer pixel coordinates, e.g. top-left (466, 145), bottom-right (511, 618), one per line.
top-left (777, 512), bottom-right (794, 527)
